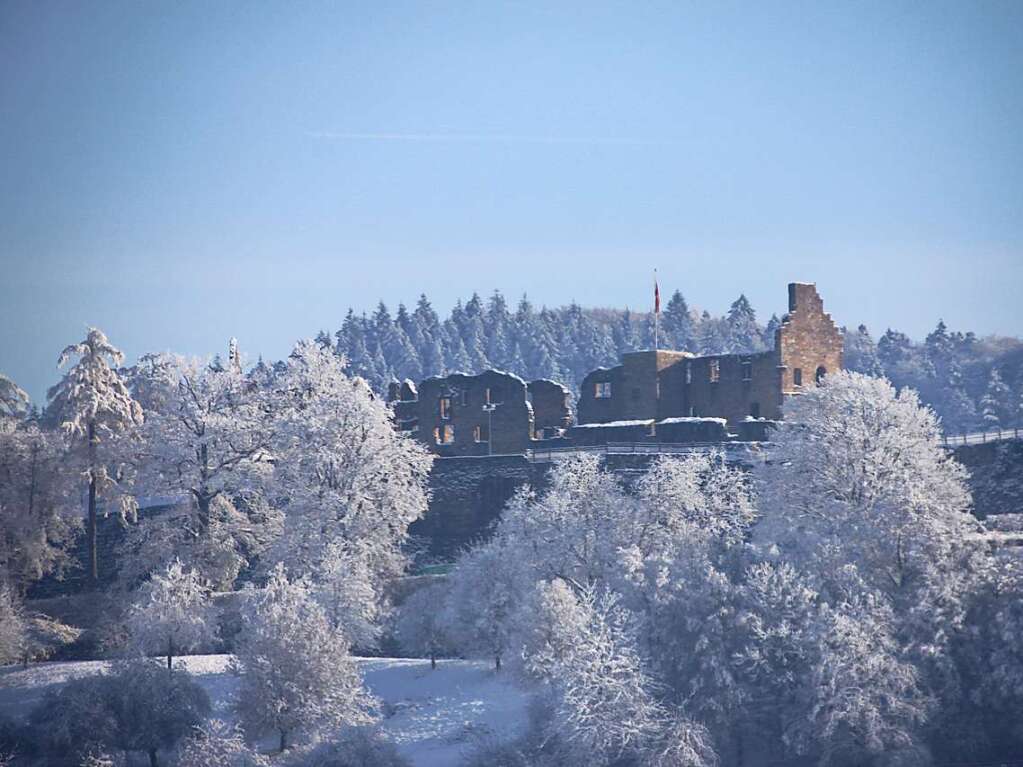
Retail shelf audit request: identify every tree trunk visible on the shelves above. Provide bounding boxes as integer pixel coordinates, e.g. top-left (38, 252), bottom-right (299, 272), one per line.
top-left (279, 729), bottom-right (288, 752)
top-left (431, 652), bottom-right (436, 670)
top-left (495, 653), bottom-right (501, 672)
top-left (87, 420), bottom-right (98, 582)
top-left (167, 637), bottom-right (173, 673)
top-left (149, 748), bottom-right (159, 767)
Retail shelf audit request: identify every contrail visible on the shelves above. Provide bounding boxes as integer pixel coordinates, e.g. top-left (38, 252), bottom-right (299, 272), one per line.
top-left (306, 130), bottom-right (666, 146)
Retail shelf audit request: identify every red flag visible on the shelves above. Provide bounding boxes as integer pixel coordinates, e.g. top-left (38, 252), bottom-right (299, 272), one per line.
top-left (654, 276), bottom-right (660, 314)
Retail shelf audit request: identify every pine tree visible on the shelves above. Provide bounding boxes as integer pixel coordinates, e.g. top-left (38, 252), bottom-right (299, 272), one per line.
top-left (662, 290), bottom-right (694, 350)
top-left (724, 294), bottom-right (762, 353)
top-left (696, 311), bottom-right (726, 355)
top-left (0, 373), bottom-right (30, 420)
top-left (843, 325), bottom-right (884, 377)
top-left (613, 309), bottom-right (641, 354)
top-left (980, 367), bottom-right (1011, 429)
top-left (762, 314), bottom-right (781, 350)
top-left (46, 328), bottom-right (142, 582)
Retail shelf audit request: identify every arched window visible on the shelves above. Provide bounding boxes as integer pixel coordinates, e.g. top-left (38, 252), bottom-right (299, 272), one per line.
top-left (815, 366), bottom-right (827, 384)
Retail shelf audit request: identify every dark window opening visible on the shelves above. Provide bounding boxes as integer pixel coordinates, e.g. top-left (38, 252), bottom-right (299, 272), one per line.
top-left (460, 389), bottom-right (469, 406)
top-left (742, 361), bottom-right (752, 381)
top-left (815, 366), bottom-right (827, 384)
top-left (474, 424), bottom-right (489, 443)
top-left (793, 368), bottom-right (803, 387)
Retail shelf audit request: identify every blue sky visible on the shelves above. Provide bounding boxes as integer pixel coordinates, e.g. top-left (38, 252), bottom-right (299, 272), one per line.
top-left (2, 1), bottom-right (1021, 403)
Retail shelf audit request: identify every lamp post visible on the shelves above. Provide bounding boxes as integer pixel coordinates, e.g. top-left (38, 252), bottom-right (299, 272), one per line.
top-left (482, 403), bottom-right (498, 456)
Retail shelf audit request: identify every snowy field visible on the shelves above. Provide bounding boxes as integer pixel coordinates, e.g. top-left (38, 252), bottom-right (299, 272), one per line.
top-left (0, 655), bottom-right (532, 767)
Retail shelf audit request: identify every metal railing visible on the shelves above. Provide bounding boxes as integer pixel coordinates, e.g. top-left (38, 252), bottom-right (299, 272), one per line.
top-left (943, 427), bottom-right (1022, 447)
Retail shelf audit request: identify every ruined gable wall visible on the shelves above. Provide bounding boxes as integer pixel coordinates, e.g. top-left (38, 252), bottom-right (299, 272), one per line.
top-left (776, 283), bottom-right (844, 395)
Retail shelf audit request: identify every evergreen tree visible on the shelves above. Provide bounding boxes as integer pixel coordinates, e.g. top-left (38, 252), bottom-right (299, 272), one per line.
top-left (843, 324), bottom-right (884, 377)
top-left (46, 328), bottom-right (142, 582)
top-left (724, 294), bottom-right (762, 353)
top-left (762, 313), bottom-right (782, 350)
top-left (662, 290), bottom-right (694, 350)
top-left (696, 311), bottom-right (726, 355)
top-left (613, 309), bottom-right (641, 355)
top-left (980, 367), bottom-right (1012, 429)
top-left (925, 320), bottom-right (977, 432)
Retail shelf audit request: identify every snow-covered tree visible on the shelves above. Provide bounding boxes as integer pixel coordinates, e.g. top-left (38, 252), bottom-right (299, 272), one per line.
top-left (127, 559), bottom-right (217, 671)
top-left (284, 727), bottom-right (410, 767)
top-left (232, 565), bottom-right (377, 751)
top-left (0, 373), bottom-right (29, 421)
top-left (394, 580), bottom-right (455, 669)
top-left (980, 367), bottom-right (1012, 429)
top-left (724, 294), bottom-right (762, 353)
top-left (446, 538), bottom-right (523, 671)
top-left (46, 328), bottom-right (142, 581)
top-left (267, 342), bottom-right (432, 607)
top-left (314, 540), bottom-right (382, 651)
top-left (756, 371), bottom-right (976, 607)
top-left (524, 580), bottom-right (715, 767)
top-left (29, 660), bottom-right (210, 767)
top-left (751, 371), bottom-right (987, 761)
top-left (178, 720), bottom-right (269, 767)
top-left (0, 584), bottom-right (28, 665)
top-left (132, 354), bottom-right (274, 533)
top-left (843, 324), bottom-right (884, 377)
top-left (494, 453), bottom-right (633, 588)
top-left (0, 417), bottom-right (78, 590)
top-left (662, 290), bottom-right (694, 351)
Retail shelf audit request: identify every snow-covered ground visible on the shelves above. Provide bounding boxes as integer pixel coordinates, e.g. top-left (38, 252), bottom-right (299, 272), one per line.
top-left (0, 655), bottom-right (532, 767)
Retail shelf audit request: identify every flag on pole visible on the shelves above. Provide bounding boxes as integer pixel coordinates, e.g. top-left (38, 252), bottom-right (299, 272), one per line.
top-left (654, 269), bottom-right (660, 351)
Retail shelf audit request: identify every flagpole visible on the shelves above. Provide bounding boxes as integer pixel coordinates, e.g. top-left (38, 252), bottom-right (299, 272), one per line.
top-left (653, 269), bottom-right (659, 351)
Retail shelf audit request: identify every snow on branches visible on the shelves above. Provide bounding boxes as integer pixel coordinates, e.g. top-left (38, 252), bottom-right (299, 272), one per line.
top-left (232, 565), bottom-right (377, 752)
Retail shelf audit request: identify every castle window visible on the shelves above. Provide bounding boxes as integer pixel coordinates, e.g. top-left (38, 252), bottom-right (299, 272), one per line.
top-left (815, 366), bottom-right (827, 384)
top-left (685, 364), bottom-right (692, 384)
top-left (750, 402), bottom-right (760, 418)
top-left (474, 424), bottom-right (488, 443)
top-left (742, 361), bottom-right (752, 381)
top-left (595, 382), bottom-right (612, 399)
top-left (485, 387), bottom-right (503, 405)
top-left (460, 389), bottom-right (469, 406)
top-left (439, 397), bottom-right (451, 419)
top-left (440, 424), bottom-right (454, 444)
top-left (793, 368), bottom-right (803, 387)
top-left (709, 359), bottom-right (720, 383)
